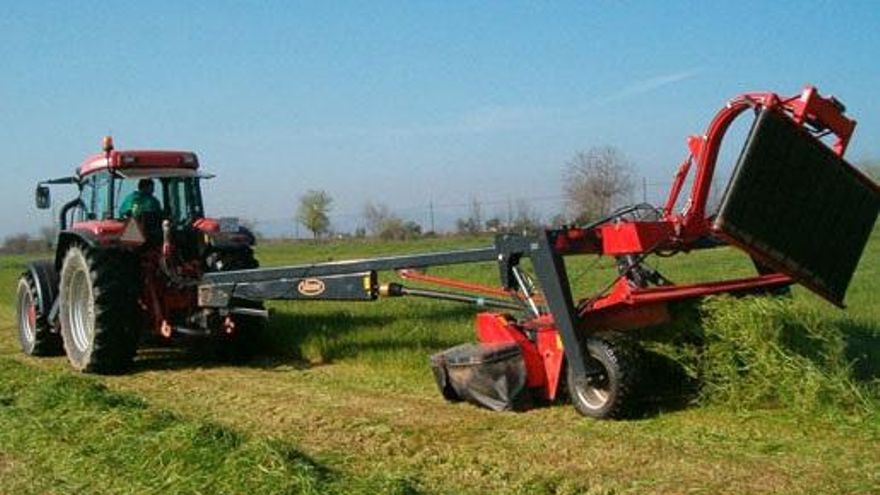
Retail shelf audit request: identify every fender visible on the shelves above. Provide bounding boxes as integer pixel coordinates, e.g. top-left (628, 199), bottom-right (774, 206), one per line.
top-left (193, 217), bottom-right (256, 247)
top-left (54, 230), bottom-right (100, 269)
top-left (24, 259), bottom-right (59, 320)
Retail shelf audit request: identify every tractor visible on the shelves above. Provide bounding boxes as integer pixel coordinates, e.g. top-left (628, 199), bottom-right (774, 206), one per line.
top-left (16, 86), bottom-right (879, 419)
top-left (17, 137), bottom-right (264, 373)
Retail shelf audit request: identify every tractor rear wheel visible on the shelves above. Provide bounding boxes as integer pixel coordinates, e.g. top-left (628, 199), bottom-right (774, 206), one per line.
top-left (15, 273), bottom-right (62, 356)
top-left (567, 332), bottom-right (643, 419)
top-left (58, 245), bottom-right (141, 374)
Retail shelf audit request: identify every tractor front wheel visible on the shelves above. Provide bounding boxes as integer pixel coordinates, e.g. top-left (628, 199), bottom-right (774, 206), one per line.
top-left (15, 272), bottom-right (62, 356)
top-left (567, 332), bottom-right (642, 419)
top-left (58, 246), bottom-right (141, 374)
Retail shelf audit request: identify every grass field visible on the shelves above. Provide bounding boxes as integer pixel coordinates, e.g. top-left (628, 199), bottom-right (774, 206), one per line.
top-left (0, 231), bottom-right (878, 494)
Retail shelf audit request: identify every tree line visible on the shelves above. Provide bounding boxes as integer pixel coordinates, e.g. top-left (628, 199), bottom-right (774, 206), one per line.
top-left (294, 153), bottom-right (880, 241)
top-left (5, 152), bottom-right (875, 252)
top-left (295, 145), bottom-right (638, 240)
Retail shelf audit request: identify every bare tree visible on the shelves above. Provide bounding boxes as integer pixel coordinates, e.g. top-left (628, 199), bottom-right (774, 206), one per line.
top-left (296, 190), bottom-right (333, 239)
top-left (511, 198), bottom-right (541, 234)
top-left (455, 197), bottom-right (483, 235)
top-left (564, 146), bottom-right (635, 223)
top-left (484, 216), bottom-right (503, 233)
top-left (364, 201), bottom-right (393, 236)
top-left (549, 212), bottom-right (569, 228)
top-left (363, 201), bottom-right (421, 240)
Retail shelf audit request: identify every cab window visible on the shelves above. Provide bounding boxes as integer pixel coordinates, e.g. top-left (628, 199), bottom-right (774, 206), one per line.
top-left (78, 177), bottom-right (95, 221)
top-left (93, 172), bottom-right (112, 219)
top-left (114, 178), bottom-right (164, 218)
top-left (164, 177), bottom-right (203, 224)
top-left (78, 172), bottom-right (114, 220)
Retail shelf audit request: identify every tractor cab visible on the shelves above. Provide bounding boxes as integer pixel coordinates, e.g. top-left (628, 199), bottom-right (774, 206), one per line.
top-left (37, 138), bottom-right (205, 228)
top-left (76, 167), bottom-right (207, 242)
top-left (36, 137), bottom-right (254, 270)
top-left (72, 137), bottom-right (205, 236)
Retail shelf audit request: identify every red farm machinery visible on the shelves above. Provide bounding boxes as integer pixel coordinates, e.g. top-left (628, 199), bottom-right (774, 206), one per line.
top-left (16, 86), bottom-right (879, 419)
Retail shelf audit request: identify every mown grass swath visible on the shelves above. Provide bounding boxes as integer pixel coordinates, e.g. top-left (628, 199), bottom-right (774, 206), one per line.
top-left (0, 358), bottom-right (418, 495)
top-left (0, 229), bottom-right (877, 494)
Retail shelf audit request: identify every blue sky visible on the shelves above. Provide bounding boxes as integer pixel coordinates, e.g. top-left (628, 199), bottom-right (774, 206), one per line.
top-left (2, 1), bottom-right (878, 237)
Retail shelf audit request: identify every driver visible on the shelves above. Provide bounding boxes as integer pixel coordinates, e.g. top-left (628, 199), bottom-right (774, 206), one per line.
top-left (119, 178), bottom-right (161, 217)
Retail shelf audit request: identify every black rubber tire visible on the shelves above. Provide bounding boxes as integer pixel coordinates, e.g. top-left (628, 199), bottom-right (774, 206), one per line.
top-left (15, 273), bottom-right (62, 356)
top-left (58, 245), bottom-right (141, 374)
top-left (209, 247), bottom-right (259, 271)
top-left (567, 332), bottom-right (643, 419)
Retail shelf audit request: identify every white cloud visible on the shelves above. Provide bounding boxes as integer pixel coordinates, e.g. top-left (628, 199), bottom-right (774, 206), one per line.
top-left (299, 68), bottom-right (703, 140)
top-left (594, 68), bottom-right (703, 105)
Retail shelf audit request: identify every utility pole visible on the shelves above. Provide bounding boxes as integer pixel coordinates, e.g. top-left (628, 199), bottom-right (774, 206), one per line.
top-left (642, 177), bottom-right (647, 203)
top-left (429, 199), bottom-right (435, 233)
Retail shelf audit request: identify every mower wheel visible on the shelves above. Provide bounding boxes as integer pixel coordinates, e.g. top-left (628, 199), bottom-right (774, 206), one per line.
top-left (567, 332), bottom-right (642, 419)
top-left (15, 272), bottom-right (62, 356)
top-left (58, 245), bottom-right (141, 374)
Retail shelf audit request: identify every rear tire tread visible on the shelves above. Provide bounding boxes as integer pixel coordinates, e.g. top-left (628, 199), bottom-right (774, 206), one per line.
top-left (60, 245), bottom-right (141, 374)
top-left (16, 273), bottom-right (62, 356)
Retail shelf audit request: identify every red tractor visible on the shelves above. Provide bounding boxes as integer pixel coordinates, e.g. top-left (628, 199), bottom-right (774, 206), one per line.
top-left (17, 137), bottom-right (264, 373)
top-left (15, 86), bottom-right (879, 419)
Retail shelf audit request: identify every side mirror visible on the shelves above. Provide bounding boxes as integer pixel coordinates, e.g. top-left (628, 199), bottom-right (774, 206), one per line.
top-left (35, 185), bottom-right (50, 209)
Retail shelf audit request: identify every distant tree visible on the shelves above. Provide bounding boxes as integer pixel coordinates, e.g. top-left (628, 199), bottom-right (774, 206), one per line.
top-left (296, 190), bottom-right (333, 239)
top-left (549, 213), bottom-right (569, 228)
top-left (364, 201), bottom-right (393, 236)
top-left (2, 233), bottom-right (36, 254)
top-left (564, 146), bottom-right (635, 223)
top-left (379, 218), bottom-right (423, 240)
top-left (381, 218), bottom-right (407, 240)
top-left (402, 220), bottom-right (423, 238)
top-left (484, 216), bottom-right (504, 233)
top-left (363, 201), bottom-right (421, 240)
top-left (511, 199), bottom-right (541, 234)
top-left (455, 197), bottom-right (483, 235)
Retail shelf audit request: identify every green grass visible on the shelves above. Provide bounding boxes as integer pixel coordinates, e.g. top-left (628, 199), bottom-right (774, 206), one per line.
top-left (0, 230), bottom-right (878, 494)
top-left (0, 358), bottom-right (417, 495)
top-left (647, 296), bottom-right (879, 416)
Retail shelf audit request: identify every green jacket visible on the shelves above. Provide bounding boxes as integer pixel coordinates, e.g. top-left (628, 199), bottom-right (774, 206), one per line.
top-left (119, 190), bottom-right (161, 217)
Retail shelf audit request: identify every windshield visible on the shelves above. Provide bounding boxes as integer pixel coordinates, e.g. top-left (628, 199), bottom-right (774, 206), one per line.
top-left (114, 176), bottom-right (204, 224)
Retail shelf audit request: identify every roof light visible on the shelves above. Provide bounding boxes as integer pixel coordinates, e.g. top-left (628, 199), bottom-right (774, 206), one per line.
top-left (102, 136), bottom-right (114, 152)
